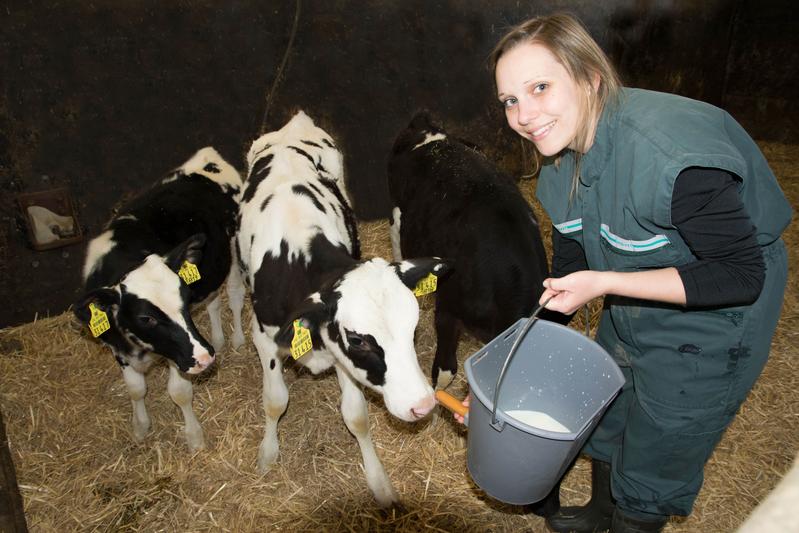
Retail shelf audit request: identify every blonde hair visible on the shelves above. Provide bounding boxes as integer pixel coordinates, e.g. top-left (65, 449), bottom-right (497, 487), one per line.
top-left (491, 13), bottom-right (622, 196)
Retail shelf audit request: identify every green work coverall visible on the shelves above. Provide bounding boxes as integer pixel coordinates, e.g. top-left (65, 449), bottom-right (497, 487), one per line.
top-left (536, 88), bottom-right (792, 519)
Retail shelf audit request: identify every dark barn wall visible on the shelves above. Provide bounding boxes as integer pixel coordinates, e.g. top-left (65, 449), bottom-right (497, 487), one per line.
top-left (723, 1), bottom-right (798, 142)
top-left (0, 0), bottom-right (796, 328)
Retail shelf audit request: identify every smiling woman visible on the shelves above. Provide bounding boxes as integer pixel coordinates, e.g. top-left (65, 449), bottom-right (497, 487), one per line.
top-left (484, 12), bottom-right (792, 533)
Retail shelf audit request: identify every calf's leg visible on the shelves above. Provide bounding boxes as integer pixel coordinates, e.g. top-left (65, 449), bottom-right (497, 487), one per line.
top-left (167, 363), bottom-right (205, 452)
top-left (206, 291), bottom-right (226, 352)
top-left (335, 365), bottom-right (398, 507)
top-left (252, 320), bottom-right (288, 472)
top-left (389, 207), bottom-right (403, 261)
top-left (121, 365), bottom-right (151, 442)
top-left (226, 263), bottom-right (246, 349)
top-left (432, 304), bottom-right (461, 390)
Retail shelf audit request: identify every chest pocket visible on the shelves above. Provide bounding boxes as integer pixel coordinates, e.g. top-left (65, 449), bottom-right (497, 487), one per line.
top-left (599, 223), bottom-right (687, 271)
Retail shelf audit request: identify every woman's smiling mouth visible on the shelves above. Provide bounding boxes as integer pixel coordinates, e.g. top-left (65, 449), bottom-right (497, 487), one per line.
top-left (528, 120), bottom-right (556, 140)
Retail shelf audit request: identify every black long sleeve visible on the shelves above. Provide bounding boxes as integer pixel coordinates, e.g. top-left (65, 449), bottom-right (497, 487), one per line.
top-left (672, 167), bottom-right (765, 308)
top-left (551, 228), bottom-right (588, 278)
top-left (546, 228), bottom-right (588, 326)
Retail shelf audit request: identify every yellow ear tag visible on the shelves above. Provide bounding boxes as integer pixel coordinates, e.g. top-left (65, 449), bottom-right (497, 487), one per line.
top-left (178, 261), bottom-right (201, 284)
top-left (88, 303), bottom-right (110, 337)
top-left (290, 319), bottom-right (313, 360)
top-left (413, 273), bottom-right (438, 297)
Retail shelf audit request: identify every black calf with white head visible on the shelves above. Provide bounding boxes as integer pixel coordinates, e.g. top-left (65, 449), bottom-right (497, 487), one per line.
top-left (388, 112), bottom-right (561, 389)
top-left (237, 111), bottom-right (446, 506)
top-left (75, 147), bottom-right (245, 451)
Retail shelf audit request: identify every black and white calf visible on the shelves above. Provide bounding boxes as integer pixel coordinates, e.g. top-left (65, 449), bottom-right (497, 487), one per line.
top-left (74, 147), bottom-right (245, 451)
top-left (388, 112), bottom-right (556, 388)
top-left (237, 111), bottom-right (445, 506)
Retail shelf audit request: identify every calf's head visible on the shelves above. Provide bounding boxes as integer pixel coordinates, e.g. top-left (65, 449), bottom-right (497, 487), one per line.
top-left (276, 257), bottom-right (451, 422)
top-left (75, 234), bottom-right (215, 374)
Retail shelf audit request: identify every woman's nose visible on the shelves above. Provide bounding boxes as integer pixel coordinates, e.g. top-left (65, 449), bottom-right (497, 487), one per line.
top-left (517, 98), bottom-right (538, 126)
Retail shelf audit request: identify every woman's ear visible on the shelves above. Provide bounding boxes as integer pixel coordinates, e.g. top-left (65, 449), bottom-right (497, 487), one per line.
top-left (591, 71), bottom-right (601, 93)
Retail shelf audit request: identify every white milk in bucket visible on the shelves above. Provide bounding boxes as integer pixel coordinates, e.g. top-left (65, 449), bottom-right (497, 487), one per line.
top-left (505, 410), bottom-right (571, 433)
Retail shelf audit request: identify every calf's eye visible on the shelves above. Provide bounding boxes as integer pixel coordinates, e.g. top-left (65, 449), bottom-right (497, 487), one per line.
top-left (138, 315), bottom-right (158, 328)
top-left (347, 335), bottom-right (363, 347)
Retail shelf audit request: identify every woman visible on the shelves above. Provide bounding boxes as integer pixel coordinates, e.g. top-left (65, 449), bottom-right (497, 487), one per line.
top-left (482, 12), bottom-right (791, 533)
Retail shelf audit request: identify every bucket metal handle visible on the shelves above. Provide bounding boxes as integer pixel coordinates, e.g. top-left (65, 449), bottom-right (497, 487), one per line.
top-left (490, 296), bottom-right (553, 430)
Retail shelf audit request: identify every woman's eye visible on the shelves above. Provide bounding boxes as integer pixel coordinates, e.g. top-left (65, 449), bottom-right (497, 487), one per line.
top-left (138, 315), bottom-right (158, 328)
top-left (502, 97), bottom-right (517, 109)
top-left (533, 83), bottom-right (548, 93)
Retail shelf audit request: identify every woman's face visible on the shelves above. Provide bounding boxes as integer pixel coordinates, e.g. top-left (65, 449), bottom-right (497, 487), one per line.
top-left (495, 42), bottom-right (587, 156)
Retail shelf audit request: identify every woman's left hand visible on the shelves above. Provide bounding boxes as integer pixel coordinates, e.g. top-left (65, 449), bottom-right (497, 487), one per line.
top-left (541, 267), bottom-right (688, 313)
top-left (540, 271), bottom-right (608, 314)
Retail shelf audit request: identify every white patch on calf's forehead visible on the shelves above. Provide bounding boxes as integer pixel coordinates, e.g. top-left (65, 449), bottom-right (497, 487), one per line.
top-left (335, 259), bottom-right (419, 342)
top-left (122, 255), bottom-right (184, 316)
top-left (83, 230), bottom-right (116, 281)
top-left (412, 132), bottom-right (447, 150)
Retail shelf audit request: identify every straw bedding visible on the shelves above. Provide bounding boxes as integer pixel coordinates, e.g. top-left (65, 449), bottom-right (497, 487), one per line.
top-left (0, 142), bottom-right (796, 532)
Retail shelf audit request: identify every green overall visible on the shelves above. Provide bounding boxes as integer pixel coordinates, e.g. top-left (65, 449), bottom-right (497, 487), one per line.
top-left (537, 88), bottom-right (792, 518)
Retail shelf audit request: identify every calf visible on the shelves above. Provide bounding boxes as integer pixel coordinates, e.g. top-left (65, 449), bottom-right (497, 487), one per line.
top-left (388, 112), bottom-right (554, 389)
top-left (237, 111), bottom-right (445, 506)
top-left (74, 147), bottom-right (245, 451)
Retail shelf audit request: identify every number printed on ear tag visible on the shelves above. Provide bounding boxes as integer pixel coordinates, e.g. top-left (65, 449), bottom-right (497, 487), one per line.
top-left (88, 303), bottom-right (110, 337)
top-left (291, 319), bottom-right (313, 360)
top-left (413, 273), bottom-right (438, 297)
top-left (179, 261), bottom-right (201, 284)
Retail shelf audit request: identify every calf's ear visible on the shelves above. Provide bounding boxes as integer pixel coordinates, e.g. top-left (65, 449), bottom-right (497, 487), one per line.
top-left (73, 288), bottom-right (120, 324)
top-left (274, 296), bottom-right (329, 348)
top-left (165, 233), bottom-right (206, 272)
top-left (392, 257), bottom-right (453, 290)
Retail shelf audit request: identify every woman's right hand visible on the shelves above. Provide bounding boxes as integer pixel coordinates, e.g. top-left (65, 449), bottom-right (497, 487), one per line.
top-left (454, 393), bottom-right (470, 424)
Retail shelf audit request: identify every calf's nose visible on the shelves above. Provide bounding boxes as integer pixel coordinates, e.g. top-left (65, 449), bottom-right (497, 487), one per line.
top-left (410, 394), bottom-right (437, 420)
top-left (186, 352), bottom-right (215, 374)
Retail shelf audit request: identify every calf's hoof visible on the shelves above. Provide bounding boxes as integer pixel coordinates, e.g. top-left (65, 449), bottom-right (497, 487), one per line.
top-left (371, 482), bottom-right (399, 509)
top-left (257, 438), bottom-right (279, 473)
top-left (434, 369), bottom-right (455, 390)
top-left (211, 335), bottom-right (225, 354)
top-left (131, 418), bottom-right (151, 443)
top-left (185, 428), bottom-right (206, 453)
top-left (231, 331), bottom-right (246, 350)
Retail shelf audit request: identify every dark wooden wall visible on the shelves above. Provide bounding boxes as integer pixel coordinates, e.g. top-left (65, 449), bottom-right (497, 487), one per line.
top-left (0, 0), bottom-right (796, 328)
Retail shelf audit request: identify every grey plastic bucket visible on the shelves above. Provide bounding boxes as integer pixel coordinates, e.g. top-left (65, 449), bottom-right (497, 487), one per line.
top-left (463, 317), bottom-right (624, 505)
